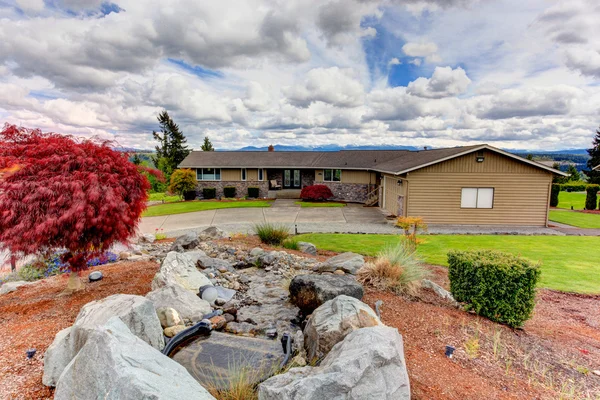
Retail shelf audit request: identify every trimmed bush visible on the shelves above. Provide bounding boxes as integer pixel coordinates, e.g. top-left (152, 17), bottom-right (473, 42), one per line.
top-left (550, 184), bottom-right (560, 207)
top-left (248, 187), bottom-right (260, 198)
top-left (448, 250), bottom-right (540, 328)
top-left (585, 184), bottom-right (600, 210)
top-left (183, 190), bottom-right (197, 201)
top-left (169, 169), bottom-right (197, 199)
top-left (223, 186), bottom-right (236, 198)
top-left (203, 187), bottom-right (216, 199)
top-left (559, 182), bottom-right (587, 192)
top-left (253, 222), bottom-right (289, 245)
top-left (300, 184), bottom-right (334, 201)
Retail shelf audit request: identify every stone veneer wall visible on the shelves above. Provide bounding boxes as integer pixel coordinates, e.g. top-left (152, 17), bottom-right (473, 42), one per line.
top-left (320, 182), bottom-right (369, 203)
top-left (196, 181), bottom-right (269, 199)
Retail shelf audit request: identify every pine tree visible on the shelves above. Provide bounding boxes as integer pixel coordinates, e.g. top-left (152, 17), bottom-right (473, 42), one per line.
top-left (151, 111), bottom-right (190, 176)
top-left (132, 154), bottom-right (142, 165)
top-left (201, 136), bottom-right (214, 151)
top-left (587, 126), bottom-right (600, 184)
top-left (566, 164), bottom-right (581, 182)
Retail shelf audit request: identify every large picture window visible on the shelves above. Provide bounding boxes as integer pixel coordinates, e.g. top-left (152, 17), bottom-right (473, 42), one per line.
top-left (461, 188), bottom-right (494, 209)
top-left (197, 168), bottom-right (221, 181)
top-left (323, 169), bottom-right (341, 182)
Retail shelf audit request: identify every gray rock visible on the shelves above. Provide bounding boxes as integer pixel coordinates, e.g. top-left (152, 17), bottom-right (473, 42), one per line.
top-left (88, 271), bottom-right (103, 282)
top-left (250, 247), bottom-right (265, 257)
top-left (315, 252), bottom-right (365, 275)
top-left (297, 242), bottom-right (317, 256)
top-left (199, 226), bottom-right (229, 240)
top-left (422, 279), bottom-right (459, 307)
top-left (139, 233), bottom-right (156, 244)
top-left (289, 274), bottom-right (364, 315)
top-left (43, 294), bottom-right (164, 387)
top-left (146, 284), bottom-right (212, 323)
top-left (54, 317), bottom-right (215, 400)
top-left (258, 252), bottom-right (278, 266)
top-left (198, 256), bottom-right (233, 271)
top-left (152, 251), bottom-right (213, 292)
top-left (170, 232), bottom-right (199, 252)
top-left (215, 286), bottom-right (237, 302)
top-left (156, 307), bottom-right (182, 328)
top-left (304, 295), bottom-right (382, 361)
top-left (0, 280), bottom-right (33, 295)
top-left (258, 326), bottom-right (410, 400)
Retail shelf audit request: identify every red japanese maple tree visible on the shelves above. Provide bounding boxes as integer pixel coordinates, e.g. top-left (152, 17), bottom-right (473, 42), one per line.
top-left (0, 124), bottom-right (150, 292)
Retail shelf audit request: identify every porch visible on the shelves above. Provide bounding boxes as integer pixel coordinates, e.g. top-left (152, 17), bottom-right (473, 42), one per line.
top-left (267, 189), bottom-right (302, 199)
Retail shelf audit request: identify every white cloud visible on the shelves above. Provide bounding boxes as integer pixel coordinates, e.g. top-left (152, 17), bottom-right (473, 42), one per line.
top-left (402, 42), bottom-right (438, 57)
top-left (16, 0), bottom-right (45, 11)
top-left (407, 66), bottom-right (471, 98)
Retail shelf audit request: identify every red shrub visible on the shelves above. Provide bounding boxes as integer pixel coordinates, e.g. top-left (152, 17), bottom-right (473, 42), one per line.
top-left (0, 124), bottom-right (150, 273)
top-left (300, 184), bottom-right (334, 201)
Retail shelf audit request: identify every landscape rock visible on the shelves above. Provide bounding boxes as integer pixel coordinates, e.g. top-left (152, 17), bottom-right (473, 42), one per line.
top-left (146, 284), bottom-right (212, 323)
top-left (0, 281), bottom-right (33, 295)
top-left (151, 251), bottom-right (213, 292)
top-left (304, 295), bottom-right (382, 361)
top-left (88, 271), bottom-right (103, 282)
top-left (170, 232), bottom-right (199, 252)
top-left (199, 226), bottom-right (229, 240)
top-left (197, 256), bottom-right (233, 271)
top-left (224, 321), bottom-right (259, 336)
top-left (43, 294), bottom-right (164, 387)
top-left (209, 315), bottom-right (227, 330)
top-left (315, 252), bottom-right (365, 275)
top-left (250, 247), bottom-right (265, 257)
top-left (422, 279), bottom-right (459, 307)
top-left (258, 326), bottom-right (410, 400)
top-left (54, 317), bottom-right (215, 400)
top-left (164, 324), bottom-right (187, 338)
top-left (156, 307), bottom-right (182, 328)
top-left (289, 274), bottom-right (364, 315)
top-left (139, 233), bottom-right (156, 244)
top-left (297, 242), bottom-right (317, 256)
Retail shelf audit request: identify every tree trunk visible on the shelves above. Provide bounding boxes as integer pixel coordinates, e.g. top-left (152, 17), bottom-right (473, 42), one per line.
top-left (10, 255), bottom-right (16, 272)
top-left (62, 271), bottom-right (84, 295)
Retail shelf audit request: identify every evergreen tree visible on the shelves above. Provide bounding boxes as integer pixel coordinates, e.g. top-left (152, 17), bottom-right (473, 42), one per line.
top-left (566, 164), bottom-right (581, 182)
top-left (201, 136), bottom-right (214, 151)
top-left (587, 126), bottom-right (600, 184)
top-left (552, 162), bottom-right (567, 184)
top-left (132, 154), bottom-right (142, 165)
top-left (526, 154), bottom-right (534, 160)
top-left (151, 111), bottom-right (190, 176)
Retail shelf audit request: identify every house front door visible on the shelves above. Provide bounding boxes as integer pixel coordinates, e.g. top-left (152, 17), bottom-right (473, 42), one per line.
top-left (283, 169), bottom-right (301, 189)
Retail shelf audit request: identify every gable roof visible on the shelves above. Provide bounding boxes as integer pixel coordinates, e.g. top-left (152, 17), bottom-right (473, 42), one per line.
top-left (594, 165), bottom-right (600, 171)
top-left (179, 144), bottom-right (568, 176)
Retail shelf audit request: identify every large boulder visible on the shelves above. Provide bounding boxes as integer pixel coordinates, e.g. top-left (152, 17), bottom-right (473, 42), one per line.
top-left (43, 294), bottom-right (164, 387)
top-left (152, 251), bottom-right (213, 292)
top-left (170, 232), bottom-right (200, 252)
top-left (146, 284), bottom-right (212, 323)
top-left (315, 252), bottom-right (365, 274)
top-left (54, 317), bottom-right (216, 400)
top-left (289, 275), bottom-right (363, 315)
top-left (199, 226), bottom-right (229, 240)
top-left (297, 242), bottom-right (317, 256)
top-left (258, 326), bottom-right (410, 400)
top-left (0, 280), bottom-right (33, 295)
top-left (304, 295), bottom-right (381, 361)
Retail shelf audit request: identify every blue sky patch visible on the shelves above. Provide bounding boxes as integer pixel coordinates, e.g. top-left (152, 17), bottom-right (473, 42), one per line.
top-left (168, 59), bottom-right (224, 79)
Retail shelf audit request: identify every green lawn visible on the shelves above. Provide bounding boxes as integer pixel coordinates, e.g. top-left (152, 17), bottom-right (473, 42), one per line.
top-left (556, 191), bottom-right (586, 210)
top-left (148, 192), bottom-right (181, 203)
top-left (295, 201), bottom-right (346, 208)
top-left (294, 233), bottom-right (600, 294)
top-left (548, 210), bottom-right (600, 228)
top-left (143, 200), bottom-right (273, 217)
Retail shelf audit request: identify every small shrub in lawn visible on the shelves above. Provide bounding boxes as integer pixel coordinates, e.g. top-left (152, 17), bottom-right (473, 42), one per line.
top-left (253, 222), bottom-right (289, 245)
top-left (248, 187), bottom-right (260, 198)
top-left (585, 184), bottom-right (599, 210)
top-left (447, 250), bottom-right (540, 328)
top-left (203, 187), bottom-right (217, 199)
top-left (357, 241), bottom-right (429, 294)
top-left (300, 185), bottom-right (334, 201)
top-left (550, 184), bottom-right (560, 207)
top-left (282, 238), bottom-right (300, 251)
top-left (224, 186), bottom-right (237, 198)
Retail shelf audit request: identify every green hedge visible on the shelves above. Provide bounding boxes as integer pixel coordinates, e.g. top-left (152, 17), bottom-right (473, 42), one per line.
top-left (202, 187), bottom-right (216, 199)
top-left (559, 182), bottom-right (588, 192)
top-left (550, 184), bottom-right (560, 207)
top-left (248, 187), bottom-right (260, 198)
top-left (585, 184), bottom-right (599, 210)
top-left (448, 250), bottom-right (540, 328)
top-left (223, 186), bottom-right (236, 198)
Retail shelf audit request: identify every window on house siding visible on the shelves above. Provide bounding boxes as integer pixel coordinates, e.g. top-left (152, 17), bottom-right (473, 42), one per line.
top-left (241, 168), bottom-right (247, 181)
top-left (197, 168), bottom-right (221, 181)
top-left (461, 188), bottom-right (494, 209)
top-left (323, 169), bottom-right (341, 182)
top-left (258, 168), bottom-right (264, 181)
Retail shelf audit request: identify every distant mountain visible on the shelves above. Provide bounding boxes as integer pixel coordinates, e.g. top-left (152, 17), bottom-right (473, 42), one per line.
top-left (235, 144), bottom-right (423, 152)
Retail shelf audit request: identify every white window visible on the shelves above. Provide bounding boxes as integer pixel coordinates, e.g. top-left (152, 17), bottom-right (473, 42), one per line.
top-left (241, 168), bottom-right (247, 181)
top-left (461, 188), bottom-right (494, 209)
top-left (323, 169), bottom-right (341, 182)
top-left (258, 168), bottom-right (264, 181)
top-left (196, 168), bottom-right (221, 181)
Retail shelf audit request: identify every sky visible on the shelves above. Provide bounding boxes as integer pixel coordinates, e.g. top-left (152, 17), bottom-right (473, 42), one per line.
top-left (0, 0), bottom-right (599, 151)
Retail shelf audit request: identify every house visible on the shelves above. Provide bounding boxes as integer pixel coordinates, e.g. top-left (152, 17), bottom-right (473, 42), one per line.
top-left (178, 144), bottom-right (568, 226)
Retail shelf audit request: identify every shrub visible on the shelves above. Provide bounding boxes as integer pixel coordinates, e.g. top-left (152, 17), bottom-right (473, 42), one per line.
top-left (18, 264), bottom-right (44, 281)
top-left (282, 238), bottom-right (300, 251)
top-left (585, 184), bottom-right (599, 210)
top-left (169, 169), bottom-right (197, 199)
top-left (300, 185), bottom-right (334, 201)
top-left (357, 241), bottom-right (429, 294)
top-left (203, 187), bottom-right (216, 199)
top-left (550, 184), bottom-right (560, 207)
top-left (224, 186), bottom-right (237, 198)
top-left (248, 187), bottom-right (260, 198)
top-left (559, 182), bottom-right (587, 192)
top-left (253, 222), bottom-right (289, 245)
top-left (447, 250), bottom-right (540, 328)
top-left (183, 190), bottom-right (197, 201)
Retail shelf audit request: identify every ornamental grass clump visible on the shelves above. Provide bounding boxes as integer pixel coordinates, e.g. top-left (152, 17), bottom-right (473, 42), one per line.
top-left (447, 250), bottom-right (540, 328)
top-left (357, 241), bottom-right (429, 294)
top-left (253, 222), bottom-right (289, 245)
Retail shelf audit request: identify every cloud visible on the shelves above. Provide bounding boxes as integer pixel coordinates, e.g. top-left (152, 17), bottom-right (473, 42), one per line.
top-left (16, 0), bottom-right (45, 11)
top-left (316, 0), bottom-right (381, 45)
top-left (402, 41), bottom-right (441, 63)
top-left (407, 66), bottom-right (471, 98)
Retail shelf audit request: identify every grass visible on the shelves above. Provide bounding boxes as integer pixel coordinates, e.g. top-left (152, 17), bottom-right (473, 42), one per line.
top-left (253, 222), bottom-right (289, 245)
top-left (294, 201), bottom-right (346, 207)
top-left (549, 210), bottom-right (600, 229)
top-left (147, 192), bottom-right (181, 203)
top-left (294, 233), bottom-right (600, 294)
top-left (143, 200), bottom-right (272, 217)
top-left (555, 191), bottom-right (586, 210)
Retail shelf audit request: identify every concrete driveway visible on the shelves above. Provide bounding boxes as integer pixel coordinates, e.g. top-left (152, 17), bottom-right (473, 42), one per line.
top-left (139, 199), bottom-right (390, 235)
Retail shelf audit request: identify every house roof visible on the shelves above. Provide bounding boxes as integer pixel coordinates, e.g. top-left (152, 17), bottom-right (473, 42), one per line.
top-left (179, 144), bottom-right (568, 176)
top-left (594, 165), bottom-right (600, 171)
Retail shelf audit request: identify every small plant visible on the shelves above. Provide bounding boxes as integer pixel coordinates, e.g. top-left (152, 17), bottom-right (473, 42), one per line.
top-left (168, 169), bottom-right (197, 200)
top-left (155, 228), bottom-right (167, 240)
top-left (86, 252), bottom-right (118, 267)
top-left (396, 216), bottom-right (427, 249)
top-left (282, 238), bottom-right (300, 251)
top-left (300, 185), bottom-right (334, 201)
top-left (224, 186), bottom-right (236, 198)
top-left (248, 187), bottom-right (260, 198)
top-left (203, 187), bottom-right (217, 199)
top-left (18, 264), bottom-right (44, 281)
top-left (253, 222), bottom-right (289, 245)
top-left (464, 334), bottom-right (480, 359)
top-left (492, 328), bottom-right (503, 360)
top-left (357, 241), bottom-right (429, 294)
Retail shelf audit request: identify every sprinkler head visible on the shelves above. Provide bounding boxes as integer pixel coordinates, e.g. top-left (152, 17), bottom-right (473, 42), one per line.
top-left (445, 345), bottom-right (455, 358)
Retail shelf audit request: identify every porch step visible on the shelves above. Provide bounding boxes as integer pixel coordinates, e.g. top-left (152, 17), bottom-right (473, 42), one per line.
top-left (268, 189), bottom-right (302, 199)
